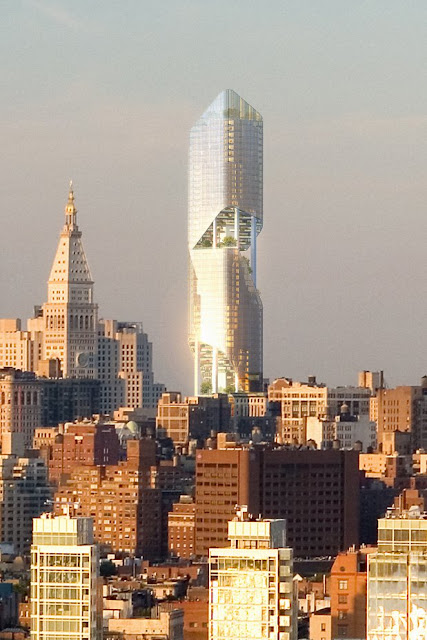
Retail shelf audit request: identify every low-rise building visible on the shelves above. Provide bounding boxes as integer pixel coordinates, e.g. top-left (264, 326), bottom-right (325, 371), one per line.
top-left (103, 590), bottom-right (133, 630)
top-left (107, 609), bottom-right (183, 640)
top-left (177, 587), bottom-right (208, 640)
top-left (309, 608), bottom-right (331, 640)
top-left (306, 404), bottom-right (376, 451)
top-left (359, 452), bottom-right (413, 479)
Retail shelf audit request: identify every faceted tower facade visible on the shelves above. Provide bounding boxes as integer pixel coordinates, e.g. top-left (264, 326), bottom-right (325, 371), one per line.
top-left (41, 183), bottom-right (98, 378)
top-left (188, 90), bottom-right (263, 394)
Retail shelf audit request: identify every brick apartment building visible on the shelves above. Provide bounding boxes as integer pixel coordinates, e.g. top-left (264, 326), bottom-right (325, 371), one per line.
top-left (260, 448), bottom-right (359, 557)
top-left (195, 448), bottom-right (260, 556)
top-left (168, 496), bottom-right (196, 558)
top-left (195, 445), bottom-right (359, 558)
top-left (48, 421), bottom-right (121, 483)
top-left (54, 438), bottom-right (162, 558)
top-left (329, 547), bottom-right (374, 639)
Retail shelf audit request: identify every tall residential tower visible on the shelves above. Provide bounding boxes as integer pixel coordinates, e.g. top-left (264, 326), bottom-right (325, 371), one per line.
top-left (188, 90), bottom-right (263, 395)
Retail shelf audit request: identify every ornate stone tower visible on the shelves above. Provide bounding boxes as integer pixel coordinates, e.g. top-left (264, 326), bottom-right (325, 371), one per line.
top-left (41, 183), bottom-right (98, 378)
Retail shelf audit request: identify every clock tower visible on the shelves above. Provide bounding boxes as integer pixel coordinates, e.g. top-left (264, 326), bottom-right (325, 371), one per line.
top-left (41, 183), bottom-right (98, 378)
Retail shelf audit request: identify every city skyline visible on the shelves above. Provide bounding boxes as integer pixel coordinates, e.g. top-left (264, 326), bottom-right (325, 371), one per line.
top-left (2, 3), bottom-right (427, 394)
top-left (2, 4), bottom-right (427, 638)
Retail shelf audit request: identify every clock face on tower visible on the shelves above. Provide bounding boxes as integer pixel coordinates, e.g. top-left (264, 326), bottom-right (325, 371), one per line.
top-left (76, 352), bottom-right (89, 368)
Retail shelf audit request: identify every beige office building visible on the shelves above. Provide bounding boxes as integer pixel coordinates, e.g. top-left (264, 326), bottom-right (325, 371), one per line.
top-left (0, 368), bottom-right (42, 454)
top-left (156, 392), bottom-right (230, 445)
top-left (0, 319), bottom-right (43, 373)
top-left (97, 319), bottom-right (165, 413)
top-left (269, 377), bottom-right (371, 444)
top-left (231, 392), bottom-right (267, 418)
top-left (376, 384), bottom-right (427, 451)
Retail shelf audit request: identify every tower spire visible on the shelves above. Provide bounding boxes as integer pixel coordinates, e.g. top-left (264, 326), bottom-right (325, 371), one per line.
top-left (65, 180), bottom-right (77, 228)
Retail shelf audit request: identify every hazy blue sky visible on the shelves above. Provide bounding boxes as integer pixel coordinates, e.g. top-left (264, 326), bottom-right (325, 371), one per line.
top-left (1, 1), bottom-right (427, 393)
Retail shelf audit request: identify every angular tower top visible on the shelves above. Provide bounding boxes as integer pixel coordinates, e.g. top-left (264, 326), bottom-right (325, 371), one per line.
top-left (201, 89), bottom-right (262, 122)
top-left (188, 89), bottom-right (263, 250)
top-left (47, 182), bottom-right (93, 287)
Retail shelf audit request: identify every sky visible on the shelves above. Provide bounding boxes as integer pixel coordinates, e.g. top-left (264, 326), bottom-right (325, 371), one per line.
top-left (1, 1), bottom-right (427, 393)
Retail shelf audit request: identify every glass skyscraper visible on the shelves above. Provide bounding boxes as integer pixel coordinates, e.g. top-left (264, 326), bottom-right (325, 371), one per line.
top-left (188, 89), bottom-right (263, 395)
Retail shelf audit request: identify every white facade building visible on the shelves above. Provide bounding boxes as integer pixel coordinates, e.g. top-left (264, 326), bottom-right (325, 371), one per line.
top-left (31, 513), bottom-right (100, 640)
top-left (268, 377), bottom-right (372, 444)
top-left (108, 609), bottom-right (184, 640)
top-left (367, 508), bottom-right (427, 639)
top-left (209, 512), bottom-right (296, 640)
top-left (306, 411), bottom-right (376, 451)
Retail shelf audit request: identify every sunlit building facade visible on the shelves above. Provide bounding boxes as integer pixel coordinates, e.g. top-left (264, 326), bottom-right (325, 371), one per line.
top-left (189, 89), bottom-right (263, 394)
top-left (41, 182), bottom-right (98, 378)
top-left (367, 509), bottom-right (427, 639)
top-left (209, 512), bottom-right (296, 640)
top-left (31, 513), bottom-right (100, 640)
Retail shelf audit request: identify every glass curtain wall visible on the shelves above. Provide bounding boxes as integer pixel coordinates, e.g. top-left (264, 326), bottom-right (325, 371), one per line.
top-left (188, 90), bottom-right (263, 395)
top-left (367, 515), bottom-right (427, 639)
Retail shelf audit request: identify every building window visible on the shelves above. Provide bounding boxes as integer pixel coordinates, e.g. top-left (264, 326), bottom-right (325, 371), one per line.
top-left (338, 595), bottom-right (347, 604)
top-left (338, 580), bottom-right (348, 590)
